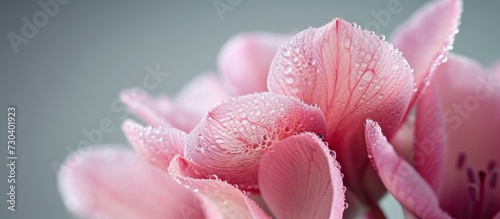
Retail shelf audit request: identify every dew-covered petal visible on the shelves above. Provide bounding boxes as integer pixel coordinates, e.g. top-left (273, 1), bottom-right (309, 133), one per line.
top-left (365, 120), bottom-right (451, 219)
top-left (169, 156), bottom-right (271, 219)
top-left (390, 0), bottom-right (462, 111)
top-left (120, 88), bottom-right (170, 127)
top-left (267, 18), bottom-right (414, 202)
top-left (432, 54), bottom-right (500, 218)
top-left (122, 119), bottom-right (187, 169)
top-left (413, 85), bottom-right (447, 194)
top-left (218, 32), bottom-right (288, 96)
top-left (58, 147), bottom-right (219, 219)
top-left (258, 133), bottom-right (345, 219)
top-left (185, 92), bottom-right (326, 191)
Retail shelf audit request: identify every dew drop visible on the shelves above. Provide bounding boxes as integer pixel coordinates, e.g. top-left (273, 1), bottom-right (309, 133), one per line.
top-left (216, 139), bottom-right (225, 144)
top-left (361, 70), bottom-right (374, 81)
top-left (284, 77), bottom-right (294, 84)
top-left (195, 144), bottom-right (203, 152)
top-left (282, 48), bottom-right (291, 57)
top-left (344, 38), bottom-right (351, 48)
top-left (284, 65), bottom-right (293, 74)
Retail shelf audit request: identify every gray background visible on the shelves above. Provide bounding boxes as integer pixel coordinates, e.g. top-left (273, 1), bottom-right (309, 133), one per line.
top-left (0, 0), bottom-right (498, 218)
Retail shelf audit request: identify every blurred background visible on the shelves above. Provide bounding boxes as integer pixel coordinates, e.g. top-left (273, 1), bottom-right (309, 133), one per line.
top-left (0, 0), bottom-right (499, 218)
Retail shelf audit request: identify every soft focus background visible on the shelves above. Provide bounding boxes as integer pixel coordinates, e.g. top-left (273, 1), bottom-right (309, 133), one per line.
top-left (0, 0), bottom-right (499, 218)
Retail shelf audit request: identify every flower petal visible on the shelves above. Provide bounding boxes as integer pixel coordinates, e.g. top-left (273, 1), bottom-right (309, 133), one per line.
top-left (169, 156), bottom-right (271, 219)
top-left (165, 73), bottom-right (230, 132)
top-left (389, 115), bottom-right (415, 162)
top-left (491, 59), bottom-right (500, 82)
top-left (185, 92), bottom-right (327, 191)
top-left (258, 133), bottom-right (345, 219)
top-left (267, 18), bottom-right (413, 202)
top-left (390, 0), bottom-right (462, 110)
top-left (432, 54), bottom-right (500, 217)
top-left (122, 119), bottom-right (186, 169)
top-left (218, 32), bottom-right (288, 95)
top-left (413, 85), bottom-right (447, 194)
top-left (58, 147), bottom-right (220, 219)
top-left (365, 120), bottom-right (451, 219)
top-left (120, 88), bottom-right (169, 127)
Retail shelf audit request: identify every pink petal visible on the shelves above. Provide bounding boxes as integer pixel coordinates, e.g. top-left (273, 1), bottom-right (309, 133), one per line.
top-left (122, 119), bottom-right (186, 169)
top-left (58, 146), bottom-right (220, 219)
top-left (185, 92), bottom-right (327, 191)
top-left (258, 133), bottom-right (345, 219)
top-left (267, 18), bottom-right (414, 202)
top-left (491, 59), bottom-right (500, 82)
top-left (365, 120), bottom-right (451, 219)
top-left (390, 0), bottom-right (462, 112)
top-left (432, 54), bottom-right (500, 217)
top-left (166, 73), bottom-right (229, 132)
top-left (389, 115), bottom-right (415, 162)
top-left (494, 211), bottom-right (500, 219)
top-left (218, 32), bottom-right (288, 95)
top-left (413, 84), bottom-right (447, 194)
top-left (169, 156), bottom-right (271, 219)
top-left (120, 88), bottom-right (169, 127)
top-left (174, 73), bottom-right (229, 113)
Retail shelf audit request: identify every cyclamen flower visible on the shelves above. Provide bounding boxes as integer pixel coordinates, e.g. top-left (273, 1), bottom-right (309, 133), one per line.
top-left (59, 92), bottom-right (347, 219)
top-left (58, 0), bottom-right (467, 218)
top-left (366, 54), bottom-right (500, 219)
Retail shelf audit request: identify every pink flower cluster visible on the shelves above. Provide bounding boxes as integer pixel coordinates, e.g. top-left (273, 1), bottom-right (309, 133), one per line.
top-left (58, 0), bottom-right (500, 218)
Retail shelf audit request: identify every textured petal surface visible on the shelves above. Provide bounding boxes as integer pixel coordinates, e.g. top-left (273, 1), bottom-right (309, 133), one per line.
top-left (185, 92), bottom-right (327, 191)
top-left (413, 85), bottom-right (447, 194)
top-left (169, 156), bottom-right (271, 219)
top-left (391, 0), bottom-right (462, 110)
top-left (268, 18), bottom-right (414, 202)
top-left (120, 88), bottom-right (169, 127)
top-left (258, 133), bottom-right (345, 219)
top-left (58, 147), bottom-right (218, 219)
top-left (433, 54), bottom-right (500, 218)
top-left (122, 119), bottom-right (186, 169)
top-left (365, 120), bottom-right (451, 219)
top-left (218, 32), bottom-right (288, 95)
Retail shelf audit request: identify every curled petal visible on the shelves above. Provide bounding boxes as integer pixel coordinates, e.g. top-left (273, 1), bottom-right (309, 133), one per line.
top-left (365, 120), bottom-right (451, 219)
top-left (414, 85), bottom-right (447, 194)
top-left (267, 18), bottom-right (413, 202)
top-left (390, 0), bottom-right (462, 111)
top-left (185, 92), bottom-right (327, 190)
top-left (259, 133), bottom-right (345, 219)
top-left (218, 32), bottom-right (288, 95)
top-left (169, 156), bottom-right (271, 219)
top-left (120, 88), bottom-right (169, 127)
top-left (122, 119), bottom-right (187, 169)
top-left (58, 147), bottom-right (220, 219)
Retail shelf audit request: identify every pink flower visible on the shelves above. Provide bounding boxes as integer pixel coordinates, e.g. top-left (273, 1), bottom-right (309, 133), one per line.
top-left (365, 54), bottom-right (500, 218)
top-left (120, 32), bottom-right (287, 132)
top-left (261, 0), bottom-right (461, 215)
top-left (59, 92), bottom-right (347, 219)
